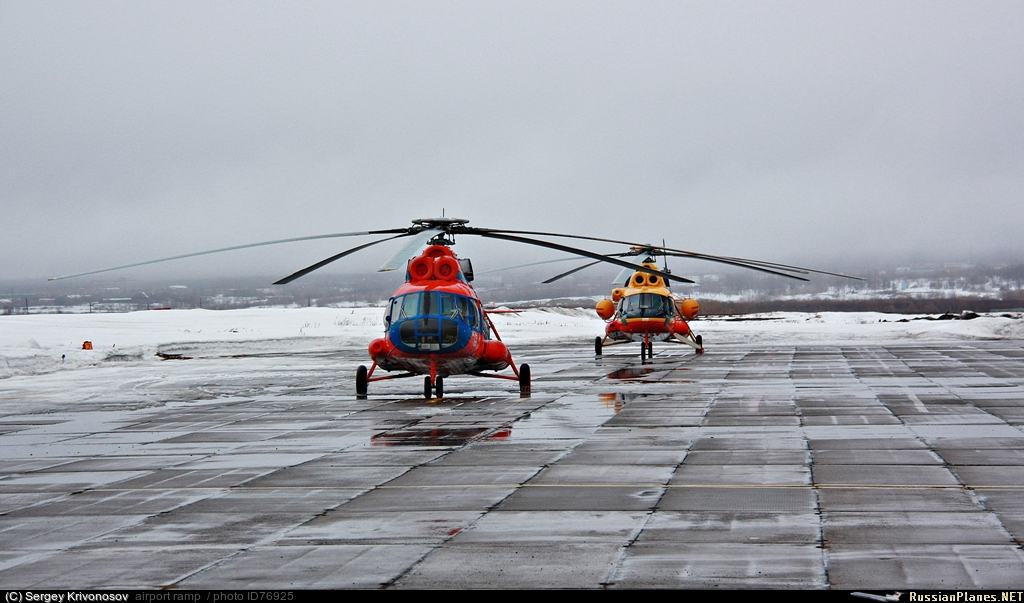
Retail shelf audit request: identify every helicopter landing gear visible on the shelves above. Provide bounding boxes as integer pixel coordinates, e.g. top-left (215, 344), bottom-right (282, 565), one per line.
top-left (423, 375), bottom-right (444, 398)
top-left (640, 340), bottom-right (653, 363)
top-left (519, 364), bottom-right (531, 397)
top-left (356, 365), bottom-right (368, 397)
top-left (695, 334), bottom-right (704, 354)
top-left (595, 337), bottom-right (603, 356)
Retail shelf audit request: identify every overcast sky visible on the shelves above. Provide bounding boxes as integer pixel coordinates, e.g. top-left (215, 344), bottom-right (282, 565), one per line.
top-left (2, 1), bottom-right (1022, 283)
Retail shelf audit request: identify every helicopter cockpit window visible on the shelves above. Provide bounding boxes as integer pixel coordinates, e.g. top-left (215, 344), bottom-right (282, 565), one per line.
top-left (419, 292), bottom-right (436, 315)
top-left (620, 293), bottom-right (671, 320)
top-left (392, 291), bottom-right (476, 350)
top-left (440, 292), bottom-right (459, 319)
top-left (399, 294), bottom-right (419, 320)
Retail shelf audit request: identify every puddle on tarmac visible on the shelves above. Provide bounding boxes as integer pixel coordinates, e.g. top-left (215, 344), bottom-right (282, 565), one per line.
top-left (606, 366), bottom-right (692, 382)
top-left (598, 392), bottom-right (648, 413)
top-left (371, 426), bottom-right (511, 446)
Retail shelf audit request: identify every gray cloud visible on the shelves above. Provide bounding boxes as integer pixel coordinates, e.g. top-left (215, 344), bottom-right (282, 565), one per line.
top-left (2, 1), bottom-right (1022, 281)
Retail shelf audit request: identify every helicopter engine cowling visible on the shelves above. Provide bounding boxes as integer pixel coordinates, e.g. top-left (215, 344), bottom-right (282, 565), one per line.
top-left (434, 256), bottom-right (460, 281)
top-left (368, 337), bottom-right (395, 363)
top-left (408, 256), bottom-right (435, 281)
top-left (480, 339), bottom-right (510, 367)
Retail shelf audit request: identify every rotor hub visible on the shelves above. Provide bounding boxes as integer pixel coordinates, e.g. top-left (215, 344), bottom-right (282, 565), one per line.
top-left (412, 217), bottom-right (469, 230)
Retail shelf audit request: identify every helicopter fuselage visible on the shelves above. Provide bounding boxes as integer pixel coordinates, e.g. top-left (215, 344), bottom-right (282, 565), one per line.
top-left (596, 262), bottom-right (703, 359)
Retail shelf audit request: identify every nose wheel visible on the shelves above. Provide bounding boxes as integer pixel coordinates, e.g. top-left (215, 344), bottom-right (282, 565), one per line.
top-left (424, 376), bottom-right (445, 398)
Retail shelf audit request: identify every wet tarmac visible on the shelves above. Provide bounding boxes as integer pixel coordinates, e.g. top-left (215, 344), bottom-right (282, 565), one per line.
top-left (2, 340), bottom-right (1024, 589)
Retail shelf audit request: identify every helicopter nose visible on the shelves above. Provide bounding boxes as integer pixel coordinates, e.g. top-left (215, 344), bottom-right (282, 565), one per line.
top-left (393, 316), bottom-right (471, 353)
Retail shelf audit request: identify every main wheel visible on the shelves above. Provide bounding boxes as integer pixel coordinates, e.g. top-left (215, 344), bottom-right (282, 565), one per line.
top-left (695, 334), bottom-right (704, 354)
top-left (594, 336), bottom-right (603, 356)
top-left (519, 364), bottom-right (531, 397)
top-left (356, 365), bottom-right (368, 397)
top-left (424, 376), bottom-right (432, 398)
top-left (435, 376), bottom-right (444, 399)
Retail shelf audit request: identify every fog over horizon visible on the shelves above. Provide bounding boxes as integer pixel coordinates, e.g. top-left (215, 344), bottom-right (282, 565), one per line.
top-left (3, 2), bottom-right (1023, 283)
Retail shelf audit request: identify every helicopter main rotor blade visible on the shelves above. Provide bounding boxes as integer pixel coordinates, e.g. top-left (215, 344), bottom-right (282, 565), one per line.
top-left (613, 265), bottom-right (636, 285)
top-left (478, 255), bottom-right (593, 275)
top-left (475, 226), bottom-right (806, 280)
top-left (657, 251), bottom-right (811, 281)
top-left (658, 248), bottom-right (864, 280)
top-left (273, 233), bottom-right (414, 285)
top-left (480, 253), bottom-right (629, 283)
top-left (691, 254), bottom-right (864, 280)
top-left (377, 227), bottom-right (442, 272)
top-left (471, 226), bottom-right (862, 281)
top-left (541, 260), bottom-right (605, 284)
top-left (473, 231), bottom-right (694, 284)
top-left (478, 251), bottom-right (637, 277)
top-left (48, 228), bottom-right (410, 281)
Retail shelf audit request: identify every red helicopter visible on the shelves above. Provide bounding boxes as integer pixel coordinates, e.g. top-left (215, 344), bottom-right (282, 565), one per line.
top-left (51, 217), bottom-right (691, 398)
top-left (357, 241), bottom-right (528, 399)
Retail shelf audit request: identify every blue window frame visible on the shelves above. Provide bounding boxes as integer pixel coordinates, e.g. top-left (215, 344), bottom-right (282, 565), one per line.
top-left (387, 291), bottom-right (483, 351)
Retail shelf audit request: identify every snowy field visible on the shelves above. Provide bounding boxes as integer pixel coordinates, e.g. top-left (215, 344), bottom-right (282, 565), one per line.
top-left (2, 306), bottom-right (1023, 381)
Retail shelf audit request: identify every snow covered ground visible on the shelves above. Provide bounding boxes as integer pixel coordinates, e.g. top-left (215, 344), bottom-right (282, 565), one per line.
top-left (2, 306), bottom-right (1023, 381)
